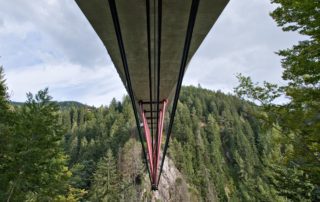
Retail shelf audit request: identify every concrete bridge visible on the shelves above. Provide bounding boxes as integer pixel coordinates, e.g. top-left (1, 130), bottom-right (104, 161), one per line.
top-left (76, 0), bottom-right (229, 190)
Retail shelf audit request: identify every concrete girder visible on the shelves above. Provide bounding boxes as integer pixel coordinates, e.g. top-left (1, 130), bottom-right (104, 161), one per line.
top-left (75, 0), bottom-right (229, 115)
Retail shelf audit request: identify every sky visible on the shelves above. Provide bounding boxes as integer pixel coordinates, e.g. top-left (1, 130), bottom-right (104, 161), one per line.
top-left (0, 0), bottom-right (304, 106)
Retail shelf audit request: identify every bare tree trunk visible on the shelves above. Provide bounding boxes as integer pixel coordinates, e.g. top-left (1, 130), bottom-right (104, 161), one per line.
top-left (7, 181), bottom-right (16, 202)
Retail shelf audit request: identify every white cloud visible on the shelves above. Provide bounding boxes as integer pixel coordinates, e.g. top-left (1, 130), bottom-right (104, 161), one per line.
top-left (5, 63), bottom-right (126, 106)
top-left (0, 0), bottom-right (307, 106)
top-left (184, 0), bottom-right (305, 93)
top-left (0, 0), bottom-right (109, 67)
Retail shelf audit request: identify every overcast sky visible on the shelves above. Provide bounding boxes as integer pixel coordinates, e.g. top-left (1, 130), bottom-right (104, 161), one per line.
top-left (0, 0), bottom-right (303, 106)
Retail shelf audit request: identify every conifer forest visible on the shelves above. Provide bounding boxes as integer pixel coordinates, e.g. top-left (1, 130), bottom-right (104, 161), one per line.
top-left (0, 0), bottom-right (319, 201)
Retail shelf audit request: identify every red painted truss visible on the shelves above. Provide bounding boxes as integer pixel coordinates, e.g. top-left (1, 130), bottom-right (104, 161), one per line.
top-left (139, 99), bottom-right (168, 189)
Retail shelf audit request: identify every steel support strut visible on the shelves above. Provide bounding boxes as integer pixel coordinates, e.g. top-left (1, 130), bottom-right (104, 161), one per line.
top-left (140, 102), bottom-right (154, 175)
top-left (153, 99), bottom-right (167, 187)
top-left (139, 99), bottom-right (167, 190)
top-left (108, 0), bottom-right (152, 183)
top-left (157, 0), bottom-right (200, 187)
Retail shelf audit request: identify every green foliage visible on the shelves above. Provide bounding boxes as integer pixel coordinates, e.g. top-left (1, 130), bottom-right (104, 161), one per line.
top-left (58, 85), bottom-right (286, 201)
top-left (235, 0), bottom-right (320, 199)
top-left (89, 149), bottom-right (120, 201)
top-left (0, 86), bottom-right (70, 200)
top-left (0, 66), bottom-right (15, 200)
top-left (271, 0), bottom-right (320, 37)
top-left (58, 95), bottom-right (138, 201)
top-left (0, 66), bottom-right (9, 111)
top-left (267, 164), bottom-right (314, 201)
top-left (1, 64), bottom-right (308, 200)
top-left (16, 89), bottom-right (70, 200)
top-left (169, 86), bottom-right (283, 201)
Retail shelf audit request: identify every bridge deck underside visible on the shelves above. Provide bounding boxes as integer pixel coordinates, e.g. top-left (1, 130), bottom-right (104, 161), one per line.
top-left (76, 0), bottom-right (229, 132)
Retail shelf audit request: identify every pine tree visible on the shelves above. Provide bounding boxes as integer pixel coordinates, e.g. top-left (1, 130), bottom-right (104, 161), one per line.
top-left (0, 66), bottom-right (9, 114)
top-left (1, 87), bottom-right (71, 201)
top-left (90, 149), bottom-right (120, 201)
top-left (268, 164), bottom-right (314, 201)
top-left (0, 66), bottom-right (16, 200)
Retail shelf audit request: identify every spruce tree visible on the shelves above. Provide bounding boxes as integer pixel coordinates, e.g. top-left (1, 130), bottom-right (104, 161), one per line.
top-left (90, 149), bottom-right (120, 201)
top-left (0, 66), bottom-right (15, 200)
top-left (1, 87), bottom-right (70, 201)
top-left (0, 66), bottom-right (9, 114)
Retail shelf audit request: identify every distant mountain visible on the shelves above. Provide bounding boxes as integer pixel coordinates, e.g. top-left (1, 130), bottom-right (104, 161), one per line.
top-left (10, 101), bottom-right (24, 106)
top-left (10, 100), bottom-right (90, 108)
top-left (57, 101), bottom-right (89, 108)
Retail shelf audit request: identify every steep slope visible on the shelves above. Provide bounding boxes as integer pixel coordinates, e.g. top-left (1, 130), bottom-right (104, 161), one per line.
top-left (60, 86), bottom-right (283, 201)
top-left (143, 155), bottom-right (191, 201)
top-left (167, 86), bottom-right (280, 201)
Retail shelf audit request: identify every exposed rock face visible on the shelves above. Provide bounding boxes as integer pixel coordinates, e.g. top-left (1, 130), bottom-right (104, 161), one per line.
top-left (142, 155), bottom-right (190, 202)
top-left (119, 138), bottom-right (191, 201)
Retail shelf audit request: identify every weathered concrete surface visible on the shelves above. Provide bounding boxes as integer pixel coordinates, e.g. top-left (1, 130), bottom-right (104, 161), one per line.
top-left (76, 0), bottom-right (229, 129)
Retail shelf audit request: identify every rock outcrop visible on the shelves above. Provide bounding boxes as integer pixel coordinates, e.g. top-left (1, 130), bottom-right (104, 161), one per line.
top-left (141, 155), bottom-right (190, 202)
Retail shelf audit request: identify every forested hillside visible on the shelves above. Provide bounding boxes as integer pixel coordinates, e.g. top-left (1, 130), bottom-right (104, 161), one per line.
top-left (1, 0), bottom-right (319, 201)
top-left (60, 85), bottom-right (284, 201)
top-left (59, 85), bottom-right (315, 201)
top-left (1, 61), bottom-right (316, 201)
top-left (4, 67), bottom-right (320, 202)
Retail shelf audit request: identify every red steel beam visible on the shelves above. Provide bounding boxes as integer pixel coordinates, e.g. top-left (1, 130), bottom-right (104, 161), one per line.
top-left (153, 99), bottom-right (167, 185)
top-left (140, 103), bottom-right (154, 176)
top-left (140, 100), bottom-right (168, 188)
